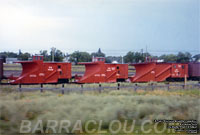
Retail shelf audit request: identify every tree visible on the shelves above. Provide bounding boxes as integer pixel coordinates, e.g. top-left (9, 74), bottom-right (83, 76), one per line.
top-left (159, 54), bottom-right (177, 62)
top-left (0, 52), bottom-right (18, 58)
top-left (18, 52), bottom-right (31, 60)
top-left (91, 48), bottom-right (105, 57)
top-left (40, 50), bottom-right (50, 61)
top-left (69, 51), bottom-right (91, 64)
top-left (134, 52), bottom-right (144, 63)
top-left (193, 54), bottom-right (200, 62)
top-left (124, 51), bottom-right (149, 63)
top-left (159, 52), bottom-right (192, 63)
top-left (124, 51), bottom-right (135, 63)
top-left (176, 52), bottom-right (192, 63)
top-left (50, 48), bottom-right (64, 62)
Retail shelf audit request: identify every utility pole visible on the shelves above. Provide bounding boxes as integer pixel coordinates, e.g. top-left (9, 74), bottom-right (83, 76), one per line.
top-left (141, 49), bottom-right (143, 57)
top-left (145, 45), bottom-right (148, 62)
top-left (146, 45), bottom-right (147, 57)
top-left (51, 47), bottom-right (56, 62)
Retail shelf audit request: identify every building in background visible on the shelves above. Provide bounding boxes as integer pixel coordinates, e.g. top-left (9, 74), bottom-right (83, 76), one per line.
top-left (6, 58), bottom-right (18, 64)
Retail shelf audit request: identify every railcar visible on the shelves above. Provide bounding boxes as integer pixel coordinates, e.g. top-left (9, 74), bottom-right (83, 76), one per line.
top-left (188, 62), bottom-right (200, 81)
top-left (8, 55), bottom-right (71, 84)
top-left (0, 55), bottom-right (199, 84)
top-left (75, 57), bottom-right (128, 83)
top-left (129, 62), bottom-right (188, 82)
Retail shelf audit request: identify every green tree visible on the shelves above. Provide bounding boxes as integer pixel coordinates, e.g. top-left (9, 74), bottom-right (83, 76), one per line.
top-left (124, 51), bottom-right (149, 63)
top-left (159, 54), bottom-right (177, 62)
top-left (49, 48), bottom-right (64, 62)
top-left (177, 52), bottom-right (192, 62)
top-left (134, 52), bottom-right (144, 62)
top-left (0, 52), bottom-right (18, 58)
top-left (40, 50), bottom-right (50, 61)
top-left (18, 52), bottom-right (31, 60)
top-left (124, 51), bottom-right (135, 63)
top-left (69, 51), bottom-right (91, 64)
top-left (50, 49), bottom-right (64, 62)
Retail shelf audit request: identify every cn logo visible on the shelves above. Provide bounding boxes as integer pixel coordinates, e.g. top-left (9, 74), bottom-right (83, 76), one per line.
top-left (48, 66), bottom-right (54, 71)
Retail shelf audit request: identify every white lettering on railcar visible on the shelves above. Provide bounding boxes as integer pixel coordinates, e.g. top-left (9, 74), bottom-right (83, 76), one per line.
top-left (39, 73), bottom-right (45, 76)
top-left (57, 69), bottom-right (62, 72)
top-left (107, 67), bottom-right (111, 72)
top-left (29, 74), bottom-right (37, 77)
top-left (48, 66), bottom-right (53, 71)
top-left (101, 74), bottom-right (105, 76)
top-left (174, 69), bottom-right (179, 73)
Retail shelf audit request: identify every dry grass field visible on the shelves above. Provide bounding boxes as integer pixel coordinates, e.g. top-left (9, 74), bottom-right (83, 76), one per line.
top-left (0, 84), bottom-right (199, 134)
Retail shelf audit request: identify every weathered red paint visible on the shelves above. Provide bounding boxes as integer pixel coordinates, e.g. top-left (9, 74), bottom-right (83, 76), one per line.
top-left (75, 57), bottom-right (128, 83)
top-left (129, 62), bottom-right (188, 82)
top-left (9, 56), bottom-right (71, 84)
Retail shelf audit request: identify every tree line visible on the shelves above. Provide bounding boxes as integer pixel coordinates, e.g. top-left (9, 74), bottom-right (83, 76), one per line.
top-left (0, 48), bottom-right (199, 64)
top-left (124, 51), bottom-right (199, 63)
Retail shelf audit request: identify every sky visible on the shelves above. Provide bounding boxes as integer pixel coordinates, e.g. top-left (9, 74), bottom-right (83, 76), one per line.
top-left (0, 0), bottom-right (199, 56)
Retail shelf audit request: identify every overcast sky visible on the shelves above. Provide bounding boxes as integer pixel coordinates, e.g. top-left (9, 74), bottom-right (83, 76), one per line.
top-left (0, 0), bottom-right (199, 56)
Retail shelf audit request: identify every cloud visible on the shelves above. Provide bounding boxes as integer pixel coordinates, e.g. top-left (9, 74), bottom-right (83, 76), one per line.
top-left (0, 5), bottom-right (74, 39)
top-left (0, 0), bottom-right (199, 55)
